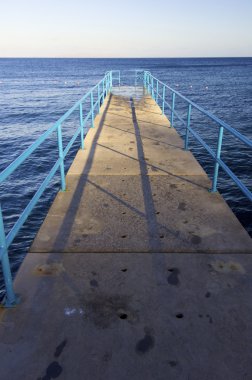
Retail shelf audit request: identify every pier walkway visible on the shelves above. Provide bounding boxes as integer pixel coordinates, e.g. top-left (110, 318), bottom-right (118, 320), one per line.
top-left (0, 87), bottom-right (252, 379)
top-left (30, 88), bottom-right (252, 254)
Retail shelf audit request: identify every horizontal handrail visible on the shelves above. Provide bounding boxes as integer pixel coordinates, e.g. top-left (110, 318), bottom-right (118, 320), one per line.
top-left (106, 70), bottom-right (121, 86)
top-left (0, 125), bottom-right (58, 183)
top-left (144, 71), bottom-right (252, 148)
top-left (0, 72), bottom-right (111, 184)
top-left (0, 70), bottom-right (118, 307)
top-left (143, 70), bottom-right (252, 202)
top-left (5, 158), bottom-right (61, 249)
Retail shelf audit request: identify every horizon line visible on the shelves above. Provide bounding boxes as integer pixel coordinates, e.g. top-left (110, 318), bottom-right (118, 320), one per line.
top-left (0, 56), bottom-right (252, 59)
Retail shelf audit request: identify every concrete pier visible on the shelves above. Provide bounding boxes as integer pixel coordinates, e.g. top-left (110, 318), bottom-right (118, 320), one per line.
top-left (0, 87), bottom-right (252, 379)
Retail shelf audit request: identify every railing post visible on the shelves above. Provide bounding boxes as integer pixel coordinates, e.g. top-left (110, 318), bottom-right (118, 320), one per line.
top-left (79, 103), bottom-right (84, 149)
top-left (57, 123), bottom-right (66, 191)
top-left (211, 126), bottom-right (224, 192)
top-left (184, 104), bottom-right (192, 150)
top-left (105, 75), bottom-right (108, 95)
top-left (90, 91), bottom-right (94, 128)
top-left (151, 77), bottom-right (154, 98)
top-left (102, 79), bottom-right (105, 103)
top-left (148, 75), bottom-right (150, 94)
top-left (98, 84), bottom-right (101, 113)
top-left (156, 81), bottom-right (159, 103)
top-left (110, 71), bottom-right (113, 90)
top-left (171, 92), bottom-right (176, 127)
top-left (0, 205), bottom-right (18, 307)
top-left (162, 85), bottom-right (165, 115)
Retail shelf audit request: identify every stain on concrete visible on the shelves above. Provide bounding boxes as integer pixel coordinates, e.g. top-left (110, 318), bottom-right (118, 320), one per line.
top-left (34, 263), bottom-right (65, 276)
top-left (103, 352), bottom-right (112, 362)
top-left (176, 313), bottom-right (184, 319)
top-left (211, 260), bottom-right (245, 274)
top-left (191, 235), bottom-right (202, 245)
top-left (54, 339), bottom-right (67, 358)
top-left (206, 314), bottom-right (213, 324)
top-left (90, 279), bottom-right (99, 288)
top-left (151, 166), bottom-right (158, 172)
top-left (205, 291), bottom-right (211, 298)
top-left (103, 203), bottom-right (109, 208)
top-left (136, 327), bottom-right (155, 354)
top-left (178, 202), bottom-right (186, 211)
top-left (167, 268), bottom-right (180, 286)
top-left (170, 184), bottom-right (177, 189)
top-left (169, 361), bottom-right (177, 367)
top-left (198, 314), bottom-right (213, 324)
top-left (117, 308), bottom-right (128, 319)
top-left (83, 293), bottom-right (136, 328)
top-left (38, 361), bottom-right (62, 380)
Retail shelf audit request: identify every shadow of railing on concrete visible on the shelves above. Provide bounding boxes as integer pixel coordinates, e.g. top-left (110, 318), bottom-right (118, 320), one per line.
top-left (52, 95), bottom-right (113, 251)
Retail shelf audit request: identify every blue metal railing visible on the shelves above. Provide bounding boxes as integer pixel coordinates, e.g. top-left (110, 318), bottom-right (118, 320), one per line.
top-left (115, 69), bottom-right (144, 86)
top-left (143, 70), bottom-right (252, 202)
top-left (109, 70), bottom-right (120, 87)
top-left (0, 70), bottom-right (119, 307)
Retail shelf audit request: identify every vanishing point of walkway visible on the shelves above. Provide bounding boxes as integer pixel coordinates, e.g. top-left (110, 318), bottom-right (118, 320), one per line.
top-left (0, 87), bottom-right (252, 380)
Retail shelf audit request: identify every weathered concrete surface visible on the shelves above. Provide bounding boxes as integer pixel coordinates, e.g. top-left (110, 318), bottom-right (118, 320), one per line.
top-left (30, 175), bottom-right (252, 253)
top-left (0, 87), bottom-right (252, 380)
top-left (67, 95), bottom-right (205, 177)
top-left (31, 87), bottom-right (252, 253)
top-left (1, 252), bottom-right (252, 380)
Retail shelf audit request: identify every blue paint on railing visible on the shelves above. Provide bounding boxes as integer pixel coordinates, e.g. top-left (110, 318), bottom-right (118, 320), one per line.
top-left (0, 70), bottom-right (120, 307)
top-left (143, 70), bottom-right (252, 202)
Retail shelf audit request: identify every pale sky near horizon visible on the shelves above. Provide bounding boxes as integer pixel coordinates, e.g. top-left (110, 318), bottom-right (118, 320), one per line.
top-left (0, 0), bottom-right (251, 58)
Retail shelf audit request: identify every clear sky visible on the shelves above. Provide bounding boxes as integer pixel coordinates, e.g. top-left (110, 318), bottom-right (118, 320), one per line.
top-left (0, 0), bottom-right (251, 57)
